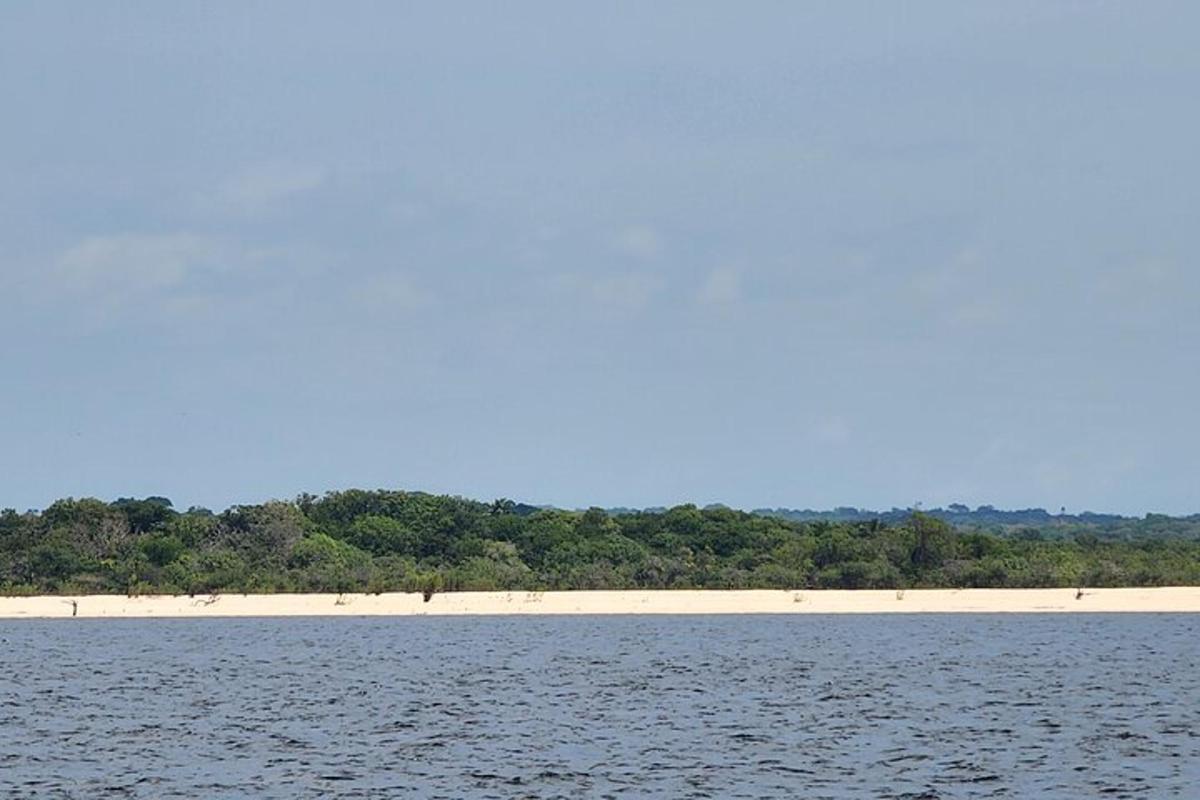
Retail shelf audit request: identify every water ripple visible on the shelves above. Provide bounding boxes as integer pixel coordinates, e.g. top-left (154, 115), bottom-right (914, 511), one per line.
top-left (0, 614), bottom-right (1197, 798)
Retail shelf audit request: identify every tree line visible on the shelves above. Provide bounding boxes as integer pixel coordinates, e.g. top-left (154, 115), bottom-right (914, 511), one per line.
top-left (1, 490), bottom-right (1197, 595)
top-left (752, 504), bottom-right (1200, 540)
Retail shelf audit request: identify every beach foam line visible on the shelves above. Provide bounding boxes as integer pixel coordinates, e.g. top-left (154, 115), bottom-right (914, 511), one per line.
top-left (1, 587), bottom-right (1199, 618)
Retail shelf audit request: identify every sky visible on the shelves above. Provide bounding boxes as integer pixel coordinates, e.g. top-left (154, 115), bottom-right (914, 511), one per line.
top-left (2, 2), bottom-right (1198, 515)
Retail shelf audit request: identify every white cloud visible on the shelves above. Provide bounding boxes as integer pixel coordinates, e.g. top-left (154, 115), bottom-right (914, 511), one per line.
top-left (212, 162), bottom-right (327, 216)
top-left (56, 233), bottom-right (220, 294)
top-left (903, 248), bottom-right (1014, 330)
top-left (350, 271), bottom-right (432, 311)
top-left (591, 273), bottom-right (660, 310)
top-left (553, 271), bottom-right (662, 311)
top-left (1092, 258), bottom-right (1194, 326)
top-left (612, 225), bottom-right (663, 260)
top-left (697, 266), bottom-right (741, 306)
top-left (909, 247), bottom-right (983, 300)
top-left (44, 233), bottom-right (330, 332)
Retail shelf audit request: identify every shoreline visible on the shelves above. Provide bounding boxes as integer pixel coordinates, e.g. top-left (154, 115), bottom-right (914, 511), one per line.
top-left (1, 587), bottom-right (1199, 618)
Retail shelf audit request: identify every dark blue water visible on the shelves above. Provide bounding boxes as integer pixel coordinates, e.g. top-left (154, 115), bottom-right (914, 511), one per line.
top-left (1, 614), bottom-right (1197, 798)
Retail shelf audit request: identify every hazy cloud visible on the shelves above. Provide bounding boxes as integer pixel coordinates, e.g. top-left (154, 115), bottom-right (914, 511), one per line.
top-left (612, 225), bottom-right (663, 261)
top-left (3, 4), bottom-right (1198, 513)
top-left (210, 163), bottom-right (328, 216)
top-left (909, 248), bottom-right (985, 301)
top-left (697, 267), bottom-right (742, 306)
top-left (350, 271), bottom-right (432, 312)
top-left (56, 233), bottom-right (220, 294)
top-left (554, 271), bottom-right (663, 312)
top-left (1092, 259), bottom-right (1195, 327)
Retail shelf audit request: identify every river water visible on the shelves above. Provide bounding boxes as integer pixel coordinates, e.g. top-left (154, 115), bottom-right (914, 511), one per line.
top-left (1, 614), bottom-right (1197, 798)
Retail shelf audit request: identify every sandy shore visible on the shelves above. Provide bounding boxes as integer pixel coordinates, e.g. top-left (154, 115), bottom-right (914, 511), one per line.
top-left (1, 587), bottom-right (1198, 618)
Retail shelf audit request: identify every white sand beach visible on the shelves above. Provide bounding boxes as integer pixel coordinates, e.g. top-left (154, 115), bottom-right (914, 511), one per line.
top-left (1, 587), bottom-right (1199, 618)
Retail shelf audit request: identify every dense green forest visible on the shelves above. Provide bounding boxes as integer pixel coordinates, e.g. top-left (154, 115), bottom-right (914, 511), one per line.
top-left (2, 491), bottom-right (1198, 595)
top-left (750, 504), bottom-right (1200, 540)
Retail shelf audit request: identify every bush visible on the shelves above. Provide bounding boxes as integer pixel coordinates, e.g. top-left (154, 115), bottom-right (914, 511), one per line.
top-left (140, 535), bottom-right (186, 567)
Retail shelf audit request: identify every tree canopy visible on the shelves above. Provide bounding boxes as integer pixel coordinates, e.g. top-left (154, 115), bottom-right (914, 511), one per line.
top-left (1, 492), bottom-right (1197, 595)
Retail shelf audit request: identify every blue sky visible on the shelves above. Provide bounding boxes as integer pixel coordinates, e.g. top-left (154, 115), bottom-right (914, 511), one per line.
top-left (2, 3), bottom-right (1197, 514)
